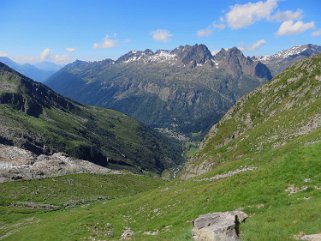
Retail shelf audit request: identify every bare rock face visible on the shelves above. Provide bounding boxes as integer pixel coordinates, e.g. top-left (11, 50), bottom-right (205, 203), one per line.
top-left (192, 211), bottom-right (248, 241)
top-left (297, 233), bottom-right (321, 241)
top-left (0, 144), bottom-right (120, 182)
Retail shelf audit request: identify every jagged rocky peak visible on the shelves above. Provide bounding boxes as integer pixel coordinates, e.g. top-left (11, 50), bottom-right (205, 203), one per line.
top-left (257, 44), bottom-right (321, 62)
top-left (172, 44), bottom-right (213, 65)
top-left (252, 44), bottom-right (321, 77)
top-left (213, 47), bottom-right (247, 71)
top-left (226, 46), bottom-right (244, 56)
top-left (117, 49), bottom-right (154, 63)
top-left (213, 47), bottom-right (272, 79)
top-left (274, 44), bottom-right (321, 59)
top-left (214, 47), bottom-right (245, 61)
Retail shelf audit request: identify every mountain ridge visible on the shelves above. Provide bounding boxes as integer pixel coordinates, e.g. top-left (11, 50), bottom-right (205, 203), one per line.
top-left (0, 57), bottom-right (62, 82)
top-left (0, 62), bottom-right (183, 174)
top-left (253, 44), bottom-right (321, 76)
top-left (181, 53), bottom-right (321, 179)
top-left (46, 44), bottom-right (272, 140)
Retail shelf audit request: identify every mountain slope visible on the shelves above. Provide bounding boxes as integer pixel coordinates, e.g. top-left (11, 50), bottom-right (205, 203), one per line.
top-left (182, 53), bottom-right (321, 178)
top-left (3, 56), bottom-right (321, 241)
top-left (46, 44), bottom-right (271, 140)
top-left (0, 62), bottom-right (182, 174)
top-left (0, 57), bottom-right (61, 82)
top-left (254, 44), bottom-right (321, 76)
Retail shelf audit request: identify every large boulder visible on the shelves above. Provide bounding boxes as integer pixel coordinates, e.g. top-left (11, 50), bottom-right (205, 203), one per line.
top-left (192, 211), bottom-right (248, 241)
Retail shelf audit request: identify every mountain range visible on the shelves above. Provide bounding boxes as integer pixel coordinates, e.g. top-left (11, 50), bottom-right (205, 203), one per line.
top-left (0, 57), bottom-right (62, 82)
top-left (46, 44), bottom-right (272, 140)
top-left (45, 44), bottom-right (321, 141)
top-left (253, 44), bottom-right (321, 76)
top-left (2, 52), bottom-right (321, 241)
top-left (0, 62), bottom-right (182, 174)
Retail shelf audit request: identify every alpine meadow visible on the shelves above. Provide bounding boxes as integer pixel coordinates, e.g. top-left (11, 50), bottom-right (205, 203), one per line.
top-left (1, 1), bottom-right (321, 241)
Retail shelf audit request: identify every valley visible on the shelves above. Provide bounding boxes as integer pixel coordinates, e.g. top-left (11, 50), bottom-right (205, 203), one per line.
top-left (1, 1), bottom-right (321, 240)
top-left (1, 51), bottom-right (321, 241)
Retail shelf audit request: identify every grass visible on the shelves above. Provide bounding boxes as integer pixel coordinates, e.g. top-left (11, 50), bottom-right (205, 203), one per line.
top-left (1, 134), bottom-right (321, 240)
top-left (2, 46), bottom-right (321, 241)
top-left (0, 65), bottom-right (183, 173)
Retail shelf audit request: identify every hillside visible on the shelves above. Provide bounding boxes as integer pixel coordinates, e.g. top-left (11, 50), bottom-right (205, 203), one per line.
top-left (46, 44), bottom-right (271, 140)
top-left (182, 53), bottom-right (321, 179)
top-left (1, 54), bottom-right (321, 241)
top-left (0, 62), bottom-right (182, 174)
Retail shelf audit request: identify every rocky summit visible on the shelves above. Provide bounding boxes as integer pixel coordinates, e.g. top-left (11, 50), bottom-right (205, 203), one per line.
top-left (253, 44), bottom-right (321, 76)
top-left (46, 44), bottom-right (272, 140)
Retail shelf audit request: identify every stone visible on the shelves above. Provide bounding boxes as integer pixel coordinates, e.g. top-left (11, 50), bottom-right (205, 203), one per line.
top-left (106, 223), bottom-right (113, 228)
top-left (144, 230), bottom-right (159, 235)
top-left (107, 230), bottom-right (114, 238)
top-left (0, 144), bottom-right (121, 182)
top-left (299, 233), bottom-right (321, 241)
top-left (192, 211), bottom-right (248, 241)
top-left (120, 228), bottom-right (134, 240)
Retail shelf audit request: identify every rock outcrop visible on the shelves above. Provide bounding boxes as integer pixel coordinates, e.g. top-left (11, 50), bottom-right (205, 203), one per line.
top-left (192, 211), bottom-right (248, 241)
top-left (296, 233), bottom-right (321, 241)
top-left (0, 144), bottom-right (120, 182)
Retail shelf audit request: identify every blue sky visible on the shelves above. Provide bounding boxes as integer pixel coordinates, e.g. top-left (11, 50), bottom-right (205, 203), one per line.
top-left (0, 0), bottom-right (321, 64)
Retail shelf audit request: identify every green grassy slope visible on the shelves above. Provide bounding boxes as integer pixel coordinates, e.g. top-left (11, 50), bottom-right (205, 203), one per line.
top-left (1, 137), bottom-right (321, 240)
top-left (2, 55), bottom-right (321, 241)
top-left (182, 54), bottom-right (321, 178)
top-left (0, 62), bottom-right (183, 173)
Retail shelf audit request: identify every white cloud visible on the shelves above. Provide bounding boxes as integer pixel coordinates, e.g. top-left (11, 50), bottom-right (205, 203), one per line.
top-left (213, 23), bottom-right (226, 30)
top-left (40, 48), bottom-right (51, 60)
top-left (151, 29), bottom-right (172, 42)
top-left (66, 47), bottom-right (76, 52)
top-left (196, 21), bottom-right (225, 38)
top-left (250, 39), bottom-right (267, 50)
top-left (197, 28), bottom-right (213, 37)
top-left (241, 39), bottom-right (267, 51)
top-left (226, 0), bottom-right (277, 29)
top-left (50, 54), bottom-right (70, 64)
top-left (312, 29), bottom-right (321, 37)
top-left (93, 36), bottom-right (118, 49)
top-left (0, 51), bottom-right (7, 57)
top-left (11, 48), bottom-right (71, 64)
top-left (270, 9), bottom-right (303, 22)
top-left (277, 20), bottom-right (315, 36)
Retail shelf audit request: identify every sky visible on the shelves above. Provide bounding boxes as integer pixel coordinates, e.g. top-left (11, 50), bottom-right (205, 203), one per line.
top-left (0, 0), bottom-right (321, 64)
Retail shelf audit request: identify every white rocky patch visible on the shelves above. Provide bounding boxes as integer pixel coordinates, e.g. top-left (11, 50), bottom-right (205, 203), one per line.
top-left (148, 51), bottom-right (177, 63)
top-left (0, 144), bottom-right (121, 182)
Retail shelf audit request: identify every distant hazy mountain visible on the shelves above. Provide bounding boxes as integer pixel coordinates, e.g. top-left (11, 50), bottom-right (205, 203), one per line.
top-left (253, 44), bottom-right (321, 76)
top-left (0, 57), bottom-right (62, 82)
top-left (0, 62), bottom-right (182, 173)
top-left (46, 44), bottom-right (272, 140)
top-left (33, 61), bottom-right (63, 71)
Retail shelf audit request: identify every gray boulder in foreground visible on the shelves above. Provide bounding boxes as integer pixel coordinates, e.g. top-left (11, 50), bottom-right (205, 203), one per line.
top-left (192, 211), bottom-right (248, 241)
